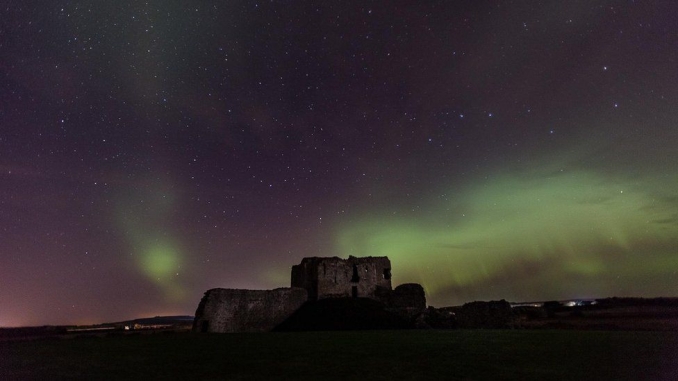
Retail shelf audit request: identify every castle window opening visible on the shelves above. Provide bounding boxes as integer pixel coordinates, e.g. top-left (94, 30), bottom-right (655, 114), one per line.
top-left (351, 264), bottom-right (360, 282)
top-left (383, 268), bottom-right (391, 280)
top-left (201, 320), bottom-right (209, 333)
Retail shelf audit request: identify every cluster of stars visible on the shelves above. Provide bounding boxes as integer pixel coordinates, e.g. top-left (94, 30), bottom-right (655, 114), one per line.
top-left (0, 1), bottom-right (677, 326)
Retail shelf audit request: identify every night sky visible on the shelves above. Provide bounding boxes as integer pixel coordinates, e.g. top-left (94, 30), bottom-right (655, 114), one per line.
top-left (2, 1), bottom-right (678, 327)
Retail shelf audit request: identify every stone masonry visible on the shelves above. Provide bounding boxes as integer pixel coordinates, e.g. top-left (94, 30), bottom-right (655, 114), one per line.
top-left (193, 256), bottom-right (426, 332)
top-left (193, 287), bottom-right (307, 333)
top-left (291, 256), bottom-right (392, 300)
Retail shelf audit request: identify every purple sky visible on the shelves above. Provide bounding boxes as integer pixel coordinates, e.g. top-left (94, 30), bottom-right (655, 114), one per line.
top-left (2, 1), bottom-right (678, 326)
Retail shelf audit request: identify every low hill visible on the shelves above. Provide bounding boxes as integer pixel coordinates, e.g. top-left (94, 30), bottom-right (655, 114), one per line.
top-left (113, 315), bottom-right (194, 326)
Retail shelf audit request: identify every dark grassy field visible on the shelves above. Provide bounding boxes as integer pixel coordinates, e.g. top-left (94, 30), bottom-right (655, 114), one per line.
top-left (1, 330), bottom-right (677, 380)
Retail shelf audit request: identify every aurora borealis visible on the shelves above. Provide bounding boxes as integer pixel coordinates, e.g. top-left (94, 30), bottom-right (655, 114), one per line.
top-left (2, 1), bottom-right (678, 326)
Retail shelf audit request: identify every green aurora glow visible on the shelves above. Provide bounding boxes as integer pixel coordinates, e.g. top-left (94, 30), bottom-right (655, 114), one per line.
top-left (337, 160), bottom-right (678, 305)
top-left (115, 179), bottom-right (187, 302)
top-left (7, 1), bottom-right (678, 327)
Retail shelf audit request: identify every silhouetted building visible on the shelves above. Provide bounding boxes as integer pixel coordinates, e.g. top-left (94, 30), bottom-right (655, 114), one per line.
top-left (193, 256), bottom-right (426, 333)
top-left (291, 256), bottom-right (392, 300)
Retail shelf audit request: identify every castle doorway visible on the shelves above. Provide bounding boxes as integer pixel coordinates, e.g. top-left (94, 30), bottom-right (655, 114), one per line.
top-left (352, 286), bottom-right (358, 298)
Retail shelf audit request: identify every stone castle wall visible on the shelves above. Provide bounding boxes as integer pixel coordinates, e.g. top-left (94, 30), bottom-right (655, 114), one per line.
top-left (291, 256), bottom-right (392, 300)
top-left (193, 256), bottom-right (426, 333)
top-left (193, 287), bottom-right (307, 333)
top-left (386, 283), bottom-right (427, 319)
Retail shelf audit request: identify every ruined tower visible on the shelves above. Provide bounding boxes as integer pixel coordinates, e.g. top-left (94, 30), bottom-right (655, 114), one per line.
top-left (193, 255), bottom-right (425, 333)
top-left (291, 256), bottom-right (392, 301)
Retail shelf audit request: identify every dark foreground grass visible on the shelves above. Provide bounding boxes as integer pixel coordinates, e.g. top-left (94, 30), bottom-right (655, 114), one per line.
top-left (1, 330), bottom-right (677, 380)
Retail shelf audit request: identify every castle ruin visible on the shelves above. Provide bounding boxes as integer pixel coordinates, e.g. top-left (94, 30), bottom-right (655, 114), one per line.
top-left (291, 256), bottom-right (392, 300)
top-left (193, 256), bottom-right (425, 333)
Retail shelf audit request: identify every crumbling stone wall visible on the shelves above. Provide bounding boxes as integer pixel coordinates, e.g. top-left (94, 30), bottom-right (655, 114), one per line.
top-left (455, 300), bottom-right (517, 329)
top-left (414, 307), bottom-right (457, 329)
top-left (192, 287), bottom-right (307, 333)
top-left (193, 255), bottom-right (427, 333)
top-left (374, 283), bottom-right (427, 321)
top-left (389, 283), bottom-right (427, 317)
top-left (291, 256), bottom-right (392, 300)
